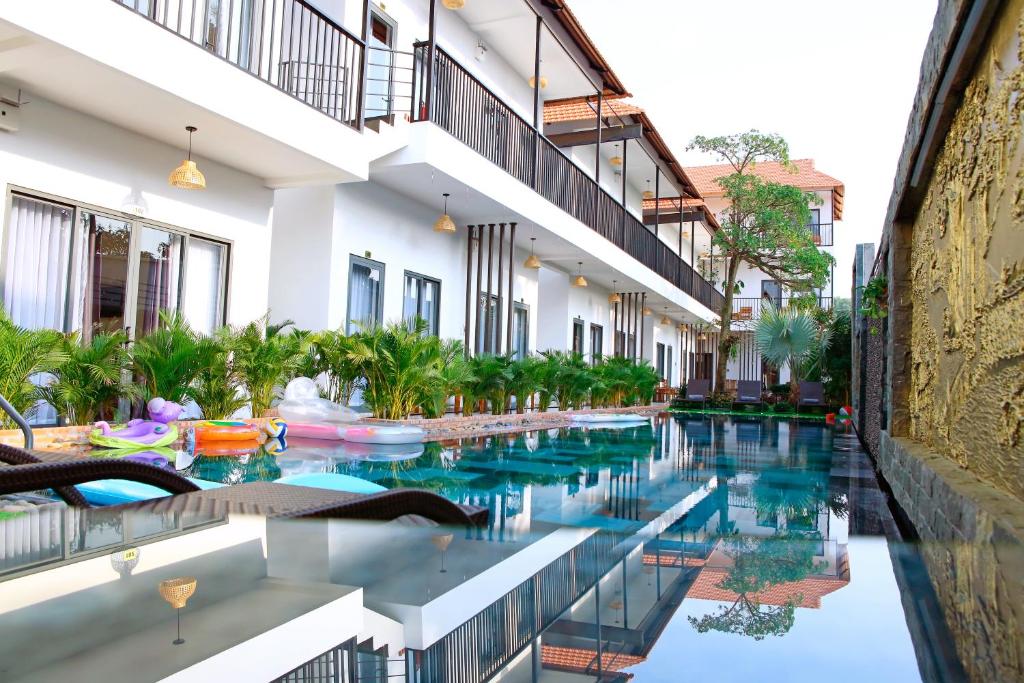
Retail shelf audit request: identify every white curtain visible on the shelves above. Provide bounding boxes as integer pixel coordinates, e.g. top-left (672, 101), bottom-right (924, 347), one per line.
top-left (347, 261), bottom-right (381, 333)
top-left (182, 237), bottom-right (225, 336)
top-left (3, 195), bottom-right (75, 330)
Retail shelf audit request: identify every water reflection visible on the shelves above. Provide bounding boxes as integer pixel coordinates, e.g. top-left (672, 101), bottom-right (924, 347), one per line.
top-left (1, 416), bottom-right (957, 682)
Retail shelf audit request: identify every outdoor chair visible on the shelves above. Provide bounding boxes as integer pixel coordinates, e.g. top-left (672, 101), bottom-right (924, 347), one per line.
top-left (732, 380), bottom-right (763, 409)
top-left (0, 444), bottom-right (487, 527)
top-left (732, 306), bottom-right (753, 321)
top-left (797, 381), bottom-right (826, 413)
top-left (679, 379), bottom-right (711, 410)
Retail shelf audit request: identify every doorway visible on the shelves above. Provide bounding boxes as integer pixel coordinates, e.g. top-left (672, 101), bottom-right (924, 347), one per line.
top-left (365, 8), bottom-right (397, 119)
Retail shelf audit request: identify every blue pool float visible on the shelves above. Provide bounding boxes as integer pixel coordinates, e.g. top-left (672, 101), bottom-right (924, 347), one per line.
top-left (274, 473), bottom-right (386, 495)
top-left (76, 477), bottom-right (225, 506)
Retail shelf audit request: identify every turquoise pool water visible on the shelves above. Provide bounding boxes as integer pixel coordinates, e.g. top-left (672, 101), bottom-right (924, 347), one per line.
top-left (12, 415), bottom-right (964, 682)
top-left (174, 415), bottom-right (961, 681)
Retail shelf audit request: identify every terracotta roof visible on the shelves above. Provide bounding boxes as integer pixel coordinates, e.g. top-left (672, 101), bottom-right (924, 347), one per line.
top-left (542, 645), bottom-right (645, 674)
top-left (685, 159), bottom-right (845, 220)
top-left (543, 96), bottom-right (643, 124)
top-left (687, 565), bottom-right (850, 609)
top-left (642, 553), bottom-right (707, 568)
top-left (544, 95), bottom-right (701, 200)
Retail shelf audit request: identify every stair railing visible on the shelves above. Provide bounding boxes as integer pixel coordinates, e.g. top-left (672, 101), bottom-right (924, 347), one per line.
top-left (0, 394), bottom-right (32, 449)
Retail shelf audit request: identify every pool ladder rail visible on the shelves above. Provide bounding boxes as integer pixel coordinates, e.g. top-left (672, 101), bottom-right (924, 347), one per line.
top-left (0, 393), bottom-right (32, 449)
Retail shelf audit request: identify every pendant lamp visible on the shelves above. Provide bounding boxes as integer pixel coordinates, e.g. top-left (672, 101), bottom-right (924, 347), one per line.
top-left (169, 126), bottom-right (206, 190)
top-left (608, 280), bottom-right (621, 304)
top-left (609, 144), bottom-right (623, 167)
top-left (524, 237), bottom-right (541, 269)
top-left (642, 179), bottom-right (654, 200)
top-left (433, 193), bottom-right (456, 233)
top-left (571, 262), bottom-right (587, 288)
top-left (442, 0), bottom-right (465, 8)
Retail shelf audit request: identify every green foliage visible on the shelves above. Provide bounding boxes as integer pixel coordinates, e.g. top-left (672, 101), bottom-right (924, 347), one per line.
top-left (625, 360), bottom-right (660, 406)
top-left (39, 330), bottom-right (137, 424)
top-left (506, 355), bottom-right (544, 414)
top-left (755, 304), bottom-right (828, 394)
top-left (539, 350), bottom-right (593, 411)
top-left (191, 338), bottom-right (248, 420)
top-left (773, 401), bottom-right (793, 413)
top-left (228, 317), bottom-right (307, 417)
top-left (469, 354), bottom-right (515, 415)
top-left (821, 300), bottom-right (852, 405)
top-left (688, 130), bottom-right (834, 390)
top-left (131, 311), bottom-right (219, 405)
top-left (859, 275), bottom-right (888, 335)
top-left (421, 339), bottom-right (473, 419)
top-left (769, 383), bottom-right (791, 398)
top-left (347, 319), bottom-right (443, 420)
top-left (301, 328), bottom-right (363, 405)
top-left (0, 309), bottom-right (65, 427)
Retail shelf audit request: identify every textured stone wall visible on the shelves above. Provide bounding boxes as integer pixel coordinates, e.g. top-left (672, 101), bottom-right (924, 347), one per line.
top-left (908, 1), bottom-right (1024, 500)
top-left (877, 433), bottom-right (1024, 682)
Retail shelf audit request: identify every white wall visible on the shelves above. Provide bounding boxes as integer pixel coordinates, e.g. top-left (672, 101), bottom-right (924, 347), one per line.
top-left (0, 95), bottom-right (274, 328)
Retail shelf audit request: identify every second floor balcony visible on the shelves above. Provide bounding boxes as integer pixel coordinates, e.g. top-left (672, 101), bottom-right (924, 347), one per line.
top-left (730, 295), bottom-right (834, 324)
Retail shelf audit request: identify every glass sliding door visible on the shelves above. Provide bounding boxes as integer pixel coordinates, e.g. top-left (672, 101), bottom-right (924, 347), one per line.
top-left (511, 303), bottom-right (529, 359)
top-left (2, 195), bottom-right (77, 330)
top-left (134, 226), bottom-right (184, 336)
top-left (589, 324), bottom-right (603, 364)
top-left (403, 271), bottom-right (440, 336)
top-left (183, 237), bottom-right (227, 336)
top-left (347, 255), bottom-right (384, 334)
top-left (81, 211), bottom-right (133, 336)
top-left (572, 319), bottom-right (584, 355)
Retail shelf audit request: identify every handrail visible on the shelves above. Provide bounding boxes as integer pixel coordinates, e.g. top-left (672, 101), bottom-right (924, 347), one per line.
top-left (0, 394), bottom-right (32, 449)
top-left (414, 44), bottom-right (726, 313)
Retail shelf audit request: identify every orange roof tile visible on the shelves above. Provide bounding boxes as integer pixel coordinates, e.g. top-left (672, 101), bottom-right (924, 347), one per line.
top-left (543, 95), bottom-right (643, 124)
top-left (640, 196), bottom-right (721, 231)
top-left (685, 159), bottom-right (845, 220)
top-left (542, 645), bottom-right (645, 674)
top-left (686, 565), bottom-right (850, 609)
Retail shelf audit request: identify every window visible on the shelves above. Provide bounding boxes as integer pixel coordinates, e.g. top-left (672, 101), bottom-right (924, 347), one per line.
top-left (656, 342), bottom-right (666, 378)
top-left (572, 318), bottom-right (584, 355)
top-left (666, 345), bottom-right (674, 385)
top-left (511, 303), bottom-right (529, 359)
top-left (347, 255), bottom-right (384, 333)
top-left (403, 271), bottom-right (440, 336)
top-left (589, 324), bottom-right (603, 364)
top-left (1, 192), bottom-right (228, 337)
top-left (808, 208), bottom-right (822, 244)
top-left (476, 293), bottom-right (499, 353)
top-left (761, 279), bottom-right (783, 309)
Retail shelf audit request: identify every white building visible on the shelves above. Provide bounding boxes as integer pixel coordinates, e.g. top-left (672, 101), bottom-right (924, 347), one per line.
top-left (0, 0), bottom-right (726, 402)
top-left (683, 159), bottom-right (845, 389)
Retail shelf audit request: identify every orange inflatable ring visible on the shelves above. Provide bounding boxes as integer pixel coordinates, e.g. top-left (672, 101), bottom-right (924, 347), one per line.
top-left (193, 421), bottom-right (262, 443)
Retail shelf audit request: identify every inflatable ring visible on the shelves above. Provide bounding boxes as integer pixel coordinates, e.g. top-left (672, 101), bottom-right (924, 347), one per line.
top-left (193, 420), bottom-right (262, 442)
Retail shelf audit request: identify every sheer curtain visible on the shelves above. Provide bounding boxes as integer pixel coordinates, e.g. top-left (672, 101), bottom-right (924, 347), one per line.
top-left (347, 260), bottom-right (382, 333)
top-left (182, 237), bottom-right (225, 335)
top-left (2, 195), bottom-right (76, 329)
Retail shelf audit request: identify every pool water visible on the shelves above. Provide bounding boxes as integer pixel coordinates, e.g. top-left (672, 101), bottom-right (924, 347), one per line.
top-left (11, 415), bottom-right (966, 682)
top-left (175, 415), bottom-right (961, 681)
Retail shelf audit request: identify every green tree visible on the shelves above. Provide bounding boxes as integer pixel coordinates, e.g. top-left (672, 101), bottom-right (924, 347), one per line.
top-left (755, 303), bottom-right (832, 398)
top-left (229, 317), bottom-right (306, 417)
top-left (688, 131), bottom-right (834, 390)
top-left (0, 310), bottom-right (64, 427)
top-left (347, 319), bottom-right (442, 420)
top-left (191, 339), bottom-right (248, 420)
top-left (132, 311), bottom-right (219, 404)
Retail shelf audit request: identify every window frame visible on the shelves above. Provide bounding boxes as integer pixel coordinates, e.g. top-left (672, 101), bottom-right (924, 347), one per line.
top-left (571, 317), bottom-right (585, 355)
top-left (402, 270), bottom-right (441, 336)
top-left (511, 301), bottom-right (530, 360)
top-left (589, 323), bottom-right (603, 365)
top-left (347, 254), bottom-right (386, 334)
top-left (0, 186), bottom-right (232, 337)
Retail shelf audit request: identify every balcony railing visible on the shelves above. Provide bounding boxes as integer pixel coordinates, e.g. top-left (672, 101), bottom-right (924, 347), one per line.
top-left (730, 296), bottom-right (834, 323)
top-left (809, 222), bottom-right (834, 247)
top-left (114, 0), bottom-right (365, 129)
top-left (412, 44), bottom-right (725, 314)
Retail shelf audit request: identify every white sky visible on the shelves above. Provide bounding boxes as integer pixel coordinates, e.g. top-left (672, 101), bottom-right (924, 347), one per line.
top-left (570, 0), bottom-right (938, 297)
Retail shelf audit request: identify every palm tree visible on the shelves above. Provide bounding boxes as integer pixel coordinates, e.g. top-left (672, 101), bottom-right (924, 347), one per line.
top-left (132, 311), bottom-right (219, 404)
top-left (470, 354), bottom-right (515, 415)
top-left (229, 317), bottom-right (307, 417)
top-left (191, 338), bottom-right (249, 420)
top-left (507, 355), bottom-right (543, 414)
top-left (0, 309), bottom-right (64, 427)
top-left (754, 304), bottom-right (830, 398)
top-left (39, 330), bottom-right (137, 424)
top-left (421, 339), bottom-right (473, 418)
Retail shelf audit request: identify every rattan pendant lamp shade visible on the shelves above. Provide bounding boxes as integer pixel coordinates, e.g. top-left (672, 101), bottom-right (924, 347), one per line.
top-left (433, 193), bottom-right (456, 233)
top-left (571, 261), bottom-right (587, 288)
top-left (169, 126), bottom-right (206, 190)
top-left (608, 280), bottom-right (621, 304)
top-left (442, 0), bottom-right (465, 8)
top-left (524, 237), bottom-right (541, 269)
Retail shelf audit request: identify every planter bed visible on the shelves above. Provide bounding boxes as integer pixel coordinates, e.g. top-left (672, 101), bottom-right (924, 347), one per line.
top-left (667, 407), bottom-right (827, 420)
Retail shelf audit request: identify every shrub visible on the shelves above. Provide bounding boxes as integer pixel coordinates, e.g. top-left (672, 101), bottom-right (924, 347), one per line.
top-left (770, 383), bottom-right (791, 398)
top-left (39, 330), bottom-right (137, 424)
top-left (132, 311), bottom-right (220, 405)
top-left (347, 319), bottom-right (442, 420)
top-left (0, 309), bottom-right (64, 427)
top-left (773, 401), bottom-right (794, 414)
top-left (228, 317), bottom-right (307, 417)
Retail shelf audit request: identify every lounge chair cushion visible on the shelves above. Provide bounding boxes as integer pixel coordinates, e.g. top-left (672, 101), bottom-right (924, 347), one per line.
top-left (275, 473), bottom-right (386, 495)
top-left (77, 477), bottom-right (224, 506)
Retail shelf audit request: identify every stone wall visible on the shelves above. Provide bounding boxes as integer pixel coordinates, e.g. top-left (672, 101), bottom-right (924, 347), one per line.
top-left (876, 433), bottom-right (1024, 682)
top-left (906, 0), bottom-right (1024, 500)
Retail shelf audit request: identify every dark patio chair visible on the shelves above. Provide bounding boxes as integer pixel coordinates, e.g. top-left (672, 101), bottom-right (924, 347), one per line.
top-left (797, 381), bottom-right (826, 413)
top-left (0, 444), bottom-right (487, 527)
top-left (680, 379), bottom-right (711, 410)
top-left (732, 380), bottom-right (763, 409)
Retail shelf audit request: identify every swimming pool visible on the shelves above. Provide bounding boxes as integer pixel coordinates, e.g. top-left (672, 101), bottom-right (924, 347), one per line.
top-left (9, 415), bottom-right (964, 682)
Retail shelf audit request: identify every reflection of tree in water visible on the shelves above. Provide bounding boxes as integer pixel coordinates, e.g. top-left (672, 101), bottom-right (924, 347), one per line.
top-left (689, 534), bottom-right (824, 640)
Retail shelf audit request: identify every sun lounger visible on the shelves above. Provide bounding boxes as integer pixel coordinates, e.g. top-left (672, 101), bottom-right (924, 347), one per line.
top-left (797, 381), bottom-right (826, 413)
top-left (0, 444), bottom-right (487, 526)
top-left (733, 380), bottom-right (763, 409)
top-left (681, 379), bottom-right (711, 409)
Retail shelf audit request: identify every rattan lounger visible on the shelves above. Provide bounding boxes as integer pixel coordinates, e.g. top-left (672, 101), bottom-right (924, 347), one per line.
top-left (0, 444), bottom-right (487, 527)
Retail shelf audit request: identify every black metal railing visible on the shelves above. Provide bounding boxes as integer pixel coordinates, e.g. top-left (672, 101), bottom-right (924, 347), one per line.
top-left (365, 47), bottom-right (416, 120)
top-left (274, 637), bottom-right (358, 683)
top-left (114, 0), bottom-right (365, 129)
top-left (410, 531), bottom-right (620, 683)
top-left (730, 296), bottom-right (834, 322)
top-left (413, 45), bottom-right (725, 313)
top-left (809, 222), bottom-right (834, 247)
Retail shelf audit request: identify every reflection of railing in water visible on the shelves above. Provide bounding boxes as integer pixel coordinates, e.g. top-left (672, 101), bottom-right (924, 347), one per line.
top-left (411, 531), bottom-right (621, 683)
